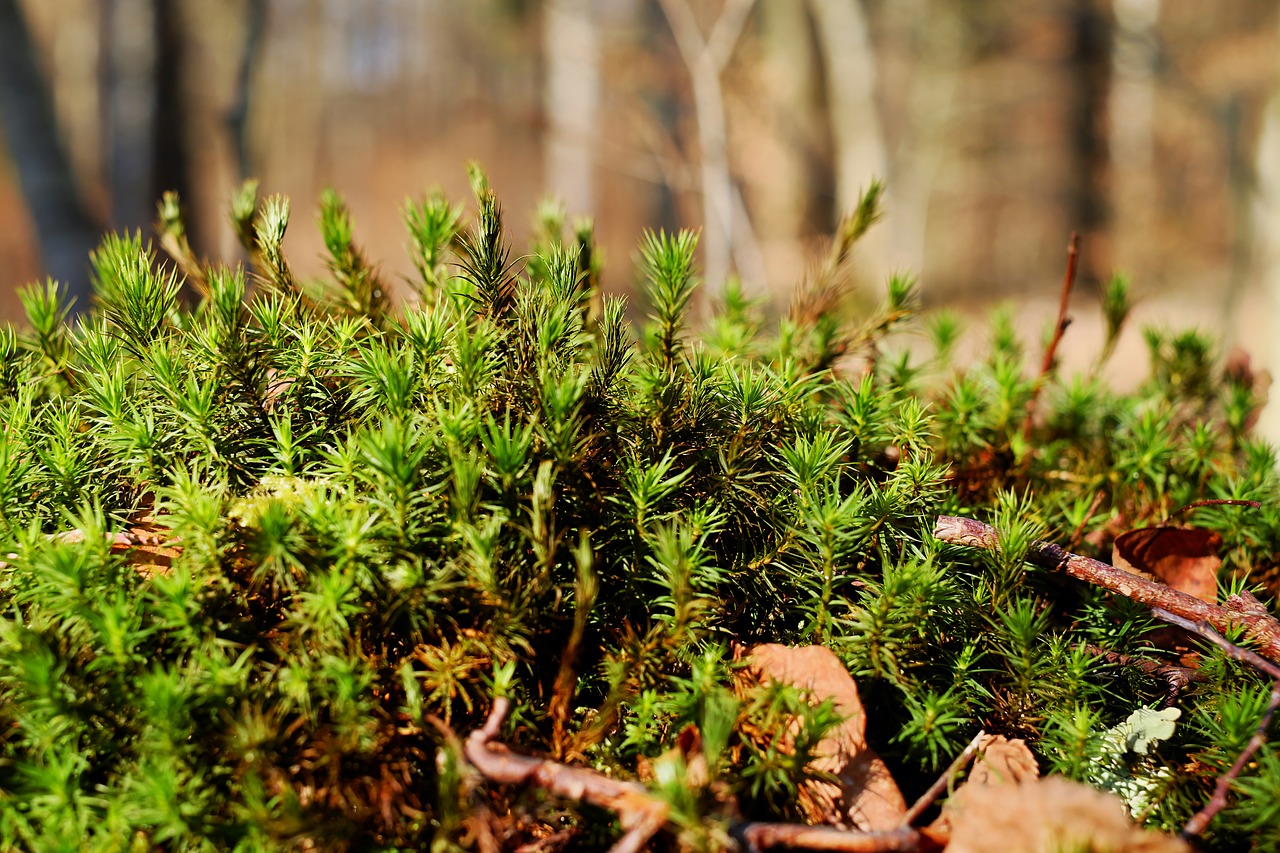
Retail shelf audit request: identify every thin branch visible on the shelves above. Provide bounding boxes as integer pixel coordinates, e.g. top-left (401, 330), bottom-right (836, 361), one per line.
top-left (706, 0), bottom-right (757, 71)
top-left (1182, 680), bottom-right (1280, 838)
top-left (656, 0), bottom-right (760, 292)
top-left (732, 824), bottom-right (927, 853)
top-left (933, 516), bottom-right (1280, 664)
top-left (0, 527), bottom-right (180, 571)
top-left (465, 698), bottom-right (669, 853)
top-left (1167, 498), bottom-right (1262, 522)
top-left (1021, 233), bottom-right (1080, 444)
top-left (900, 730), bottom-right (986, 827)
top-left (1151, 608), bottom-right (1280, 682)
top-left (1082, 643), bottom-right (1207, 708)
top-left (1066, 490), bottom-right (1107, 550)
top-left (1158, 612), bottom-right (1280, 838)
top-left (465, 699), bottom-right (931, 853)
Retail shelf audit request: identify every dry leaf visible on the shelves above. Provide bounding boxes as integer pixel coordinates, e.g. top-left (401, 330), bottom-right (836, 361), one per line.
top-left (738, 644), bottom-right (905, 830)
top-left (1112, 526), bottom-right (1221, 603)
top-left (113, 518), bottom-right (181, 578)
top-left (967, 734), bottom-right (1039, 786)
top-left (945, 776), bottom-right (1189, 853)
top-left (929, 734), bottom-right (1039, 839)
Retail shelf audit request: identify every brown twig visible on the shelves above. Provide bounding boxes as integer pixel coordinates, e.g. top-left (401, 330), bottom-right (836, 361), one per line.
top-left (1151, 608), bottom-right (1280, 682)
top-left (1021, 233), bottom-right (1080, 444)
top-left (465, 700), bottom-right (933, 853)
top-left (1155, 609), bottom-right (1280, 838)
top-left (465, 698), bottom-right (670, 853)
top-left (0, 527), bottom-right (181, 571)
top-left (933, 516), bottom-right (1280, 664)
top-left (1182, 680), bottom-right (1280, 838)
top-left (1082, 643), bottom-right (1208, 708)
top-left (1066, 490), bottom-right (1107, 550)
top-left (732, 824), bottom-right (927, 852)
top-left (899, 730), bottom-right (986, 827)
top-left (1167, 498), bottom-right (1262, 522)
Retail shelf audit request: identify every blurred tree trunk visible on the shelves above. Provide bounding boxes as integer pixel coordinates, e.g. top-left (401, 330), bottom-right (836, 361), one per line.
top-left (172, 0), bottom-right (257, 260)
top-left (1109, 0), bottom-right (1158, 283)
top-left (877, 0), bottom-right (961, 282)
top-left (102, 0), bottom-right (192, 237)
top-left (102, 0), bottom-right (160, 231)
top-left (755, 1), bottom-right (828, 248)
top-left (1067, 0), bottom-right (1111, 284)
top-left (0, 0), bottom-right (99, 305)
top-left (543, 0), bottom-right (600, 217)
top-left (808, 0), bottom-right (886, 282)
top-left (1253, 21), bottom-right (1280, 439)
top-left (808, 0), bottom-right (885, 216)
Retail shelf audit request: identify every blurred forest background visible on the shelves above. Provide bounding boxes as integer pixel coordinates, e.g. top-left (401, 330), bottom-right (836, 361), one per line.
top-left (3, 0), bottom-right (1280, 426)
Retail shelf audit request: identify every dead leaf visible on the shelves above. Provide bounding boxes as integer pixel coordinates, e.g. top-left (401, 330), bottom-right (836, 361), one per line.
top-left (928, 734), bottom-right (1039, 838)
top-left (737, 644), bottom-right (906, 830)
top-left (945, 776), bottom-right (1189, 853)
top-left (113, 518), bottom-right (181, 578)
top-left (967, 734), bottom-right (1039, 786)
top-left (1113, 526), bottom-right (1221, 603)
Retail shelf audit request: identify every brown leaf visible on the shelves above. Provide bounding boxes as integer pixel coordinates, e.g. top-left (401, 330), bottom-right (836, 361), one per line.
top-left (966, 735), bottom-right (1039, 786)
top-left (928, 735), bottom-right (1039, 839)
top-left (737, 644), bottom-right (906, 830)
top-left (944, 776), bottom-right (1189, 853)
top-left (113, 518), bottom-right (181, 578)
top-left (1112, 526), bottom-right (1221, 603)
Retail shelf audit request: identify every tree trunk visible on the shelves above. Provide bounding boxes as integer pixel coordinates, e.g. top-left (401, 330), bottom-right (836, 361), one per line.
top-left (807, 0), bottom-right (886, 217)
top-left (807, 0), bottom-right (888, 284)
top-left (543, 0), bottom-right (600, 218)
top-left (0, 0), bottom-right (100, 305)
top-left (1067, 0), bottom-right (1111, 284)
top-left (103, 0), bottom-right (190, 237)
top-left (1109, 0), bottom-right (1158, 285)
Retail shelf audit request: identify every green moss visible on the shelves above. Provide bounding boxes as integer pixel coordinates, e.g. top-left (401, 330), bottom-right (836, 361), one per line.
top-left (0, 173), bottom-right (1275, 849)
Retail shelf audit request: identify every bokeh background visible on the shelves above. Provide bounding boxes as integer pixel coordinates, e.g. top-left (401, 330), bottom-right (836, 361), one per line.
top-left (3, 1), bottom-right (1280, 425)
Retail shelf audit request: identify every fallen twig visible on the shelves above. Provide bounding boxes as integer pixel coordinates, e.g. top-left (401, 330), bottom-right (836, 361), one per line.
top-left (0, 527), bottom-right (180, 571)
top-left (1082, 643), bottom-right (1207, 708)
top-left (934, 515), bottom-right (1280, 838)
top-left (1021, 233), bottom-right (1080, 444)
top-left (1151, 608), bottom-right (1280, 682)
top-left (732, 824), bottom-right (925, 852)
top-left (1182, 679), bottom-right (1280, 839)
top-left (933, 516), bottom-right (1280, 664)
top-left (1156, 612), bottom-right (1280, 838)
top-left (465, 698), bottom-right (669, 853)
top-left (899, 729), bottom-right (986, 827)
top-left (465, 699), bottom-right (934, 853)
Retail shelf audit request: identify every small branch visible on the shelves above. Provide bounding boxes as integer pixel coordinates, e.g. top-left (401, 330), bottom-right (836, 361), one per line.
top-left (1167, 604), bottom-right (1280, 835)
top-left (900, 730), bottom-right (986, 827)
top-left (1021, 233), bottom-right (1080, 444)
top-left (466, 700), bottom-right (931, 853)
top-left (732, 824), bottom-right (927, 853)
top-left (933, 516), bottom-right (1280, 664)
top-left (1082, 643), bottom-right (1207, 708)
top-left (1152, 609), bottom-right (1280, 838)
top-left (1, 527), bottom-right (180, 571)
top-left (1167, 498), bottom-right (1262, 522)
top-left (936, 515), bottom-right (1280, 837)
top-left (1182, 680), bottom-right (1280, 838)
top-left (1151, 608), bottom-right (1280, 682)
top-left (466, 699), bottom-right (669, 853)
top-left (1066, 490), bottom-right (1107, 550)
